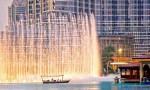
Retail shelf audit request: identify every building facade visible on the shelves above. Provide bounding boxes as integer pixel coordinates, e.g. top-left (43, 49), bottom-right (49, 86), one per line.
top-left (99, 35), bottom-right (134, 58)
top-left (8, 0), bottom-right (150, 56)
top-left (97, 0), bottom-right (150, 56)
top-left (8, 0), bottom-right (27, 26)
top-left (27, 0), bottom-right (96, 24)
top-left (100, 35), bottom-right (134, 67)
top-left (27, 0), bottom-right (54, 24)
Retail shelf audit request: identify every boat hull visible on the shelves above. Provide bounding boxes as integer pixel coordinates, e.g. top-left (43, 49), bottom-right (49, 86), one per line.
top-left (43, 80), bottom-right (70, 84)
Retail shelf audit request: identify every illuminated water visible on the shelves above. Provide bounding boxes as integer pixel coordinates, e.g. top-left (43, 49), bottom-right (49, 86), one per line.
top-left (0, 75), bottom-right (149, 90)
top-left (0, 12), bottom-right (101, 83)
top-left (0, 82), bottom-right (150, 90)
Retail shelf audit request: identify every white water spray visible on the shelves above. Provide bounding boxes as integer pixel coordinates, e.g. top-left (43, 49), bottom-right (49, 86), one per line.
top-left (0, 12), bottom-right (101, 83)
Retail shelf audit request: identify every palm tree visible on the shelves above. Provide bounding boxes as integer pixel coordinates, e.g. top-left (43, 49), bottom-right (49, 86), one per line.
top-left (102, 45), bottom-right (115, 75)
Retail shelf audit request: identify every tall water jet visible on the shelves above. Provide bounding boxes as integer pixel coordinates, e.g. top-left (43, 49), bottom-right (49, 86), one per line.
top-left (0, 12), bottom-right (101, 83)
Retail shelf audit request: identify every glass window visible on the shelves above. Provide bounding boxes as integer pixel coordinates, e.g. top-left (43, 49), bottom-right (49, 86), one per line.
top-left (126, 69), bottom-right (130, 75)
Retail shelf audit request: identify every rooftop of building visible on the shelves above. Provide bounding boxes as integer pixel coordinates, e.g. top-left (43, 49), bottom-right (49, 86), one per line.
top-left (118, 63), bottom-right (139, 69)
top-left (12, 0), bottom-right (27, 6)
top-left (132, 54), bottom-right (150, 59)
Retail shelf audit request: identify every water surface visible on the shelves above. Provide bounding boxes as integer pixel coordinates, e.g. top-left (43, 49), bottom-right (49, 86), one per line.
top-left (0, 82), bottom-right (150, 90)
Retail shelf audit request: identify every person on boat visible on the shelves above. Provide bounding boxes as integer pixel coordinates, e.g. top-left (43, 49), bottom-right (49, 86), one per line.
top-left (51, 78), bottom-right (53, 81)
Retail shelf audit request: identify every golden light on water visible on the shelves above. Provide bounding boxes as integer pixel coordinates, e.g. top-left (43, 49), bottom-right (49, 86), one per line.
top-left (0, 13), bottom-right (101, 83)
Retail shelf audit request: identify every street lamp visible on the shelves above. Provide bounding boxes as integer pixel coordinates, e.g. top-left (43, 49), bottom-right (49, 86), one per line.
top-left (118, 48), bottom-right (122, 56)
top-left (110, 48), bottom-right (124, 74)
top-left (117, 48), bottom-right (123, 73)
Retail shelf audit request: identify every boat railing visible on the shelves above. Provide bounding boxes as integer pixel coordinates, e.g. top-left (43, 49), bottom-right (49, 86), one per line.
top-left (41, 75), bottom-right (64, 81)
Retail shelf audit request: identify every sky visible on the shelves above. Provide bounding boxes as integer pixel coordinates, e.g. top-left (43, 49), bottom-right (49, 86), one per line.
top-left (0, 0), bottom-right (12, 30)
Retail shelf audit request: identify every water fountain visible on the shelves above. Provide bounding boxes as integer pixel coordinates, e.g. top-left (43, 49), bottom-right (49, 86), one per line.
top-left (0, 12), bottom-right (101, 83)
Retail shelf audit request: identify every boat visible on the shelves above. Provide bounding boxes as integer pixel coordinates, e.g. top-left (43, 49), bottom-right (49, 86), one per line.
top-left (41, 75), bottom-right (70, 84)
top-left (42, 79), bottom-right (70, 84)
top-left (140, 77), bottom-right (150, 84)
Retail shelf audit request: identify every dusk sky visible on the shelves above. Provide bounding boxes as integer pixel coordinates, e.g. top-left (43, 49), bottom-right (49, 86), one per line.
top-left (0, 0), bottom-right (12, 30)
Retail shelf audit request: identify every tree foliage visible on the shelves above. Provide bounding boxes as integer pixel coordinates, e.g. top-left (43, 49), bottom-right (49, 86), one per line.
top-left (102, 45), bottom-right (115, 63)
top-left (102, 45), bottom-right (115, 74)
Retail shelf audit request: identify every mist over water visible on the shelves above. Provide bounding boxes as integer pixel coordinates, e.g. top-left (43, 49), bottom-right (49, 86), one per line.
top-left (100, 74), bottom-right (120, 82)
top-left (0, 12), bottom-right (101, 83)
top-left (68, 74), bottom-right (120, 84)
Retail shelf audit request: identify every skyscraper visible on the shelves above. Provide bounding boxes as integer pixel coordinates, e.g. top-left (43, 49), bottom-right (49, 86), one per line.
top-left (8, 0), bottom-right (27, 26)
top-left (54, 0), bottom-right (95, 14)
top-left (10, 0), bottom-right (150, 56)
top-left (27, 0), bottom-right (96, 24)
top-left (97, 0), bottom-right (150, 56)
top-left (27, 0), bottom-right (54, 24)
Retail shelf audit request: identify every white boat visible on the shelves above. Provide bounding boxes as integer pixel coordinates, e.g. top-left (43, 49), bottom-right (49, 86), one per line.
top-left (41, 75), bottom-right (70, 84)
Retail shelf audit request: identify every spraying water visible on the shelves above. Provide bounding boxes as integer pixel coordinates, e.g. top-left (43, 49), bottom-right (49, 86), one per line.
top-left (0, 12), bottom-right (101, 83)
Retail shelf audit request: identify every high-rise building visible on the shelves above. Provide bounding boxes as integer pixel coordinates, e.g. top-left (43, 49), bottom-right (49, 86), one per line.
top-left (11, 0), bottom-right (148, 57)
top-left (27, 0), bottom-right (96, 24)
top-left (27, 0), bottom-right (54, 24)
top-left (54, 0), bottom-right (95, 14)
top-left (8, 0), bottom-right (27, 26)
top-left (97, 0), bottom-right (150, 56)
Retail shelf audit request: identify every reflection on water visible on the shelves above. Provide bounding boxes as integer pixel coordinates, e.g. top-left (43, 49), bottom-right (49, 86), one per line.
top-left (0, 83), bottom-right (100, 90)
top-left (0, 82), bottom-right (150, 90)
